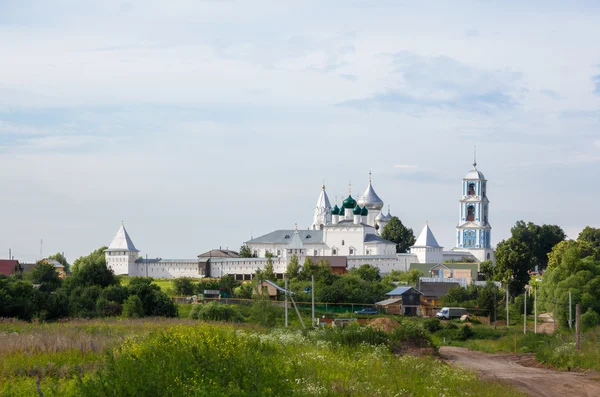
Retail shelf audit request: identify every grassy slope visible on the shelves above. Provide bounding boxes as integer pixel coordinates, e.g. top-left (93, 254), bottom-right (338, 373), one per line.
top-left (0, 319), bottom-right (524, 397)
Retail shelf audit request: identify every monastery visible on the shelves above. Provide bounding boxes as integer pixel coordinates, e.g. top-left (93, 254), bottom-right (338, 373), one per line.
top-left (106, 160), bottom-right (494, 279)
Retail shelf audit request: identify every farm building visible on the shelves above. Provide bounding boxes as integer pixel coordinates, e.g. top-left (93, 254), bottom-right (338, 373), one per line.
top-left (376, 286), bottom-right (422, 316)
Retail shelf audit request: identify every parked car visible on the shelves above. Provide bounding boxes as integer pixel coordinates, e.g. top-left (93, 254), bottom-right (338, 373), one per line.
top-left (436, 307), bottom-right (468, 320)
top-left (354, 308), bottom-right (378, 315)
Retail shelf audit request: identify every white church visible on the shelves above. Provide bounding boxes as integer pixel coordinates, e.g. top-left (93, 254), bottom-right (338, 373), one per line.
top-left (106, 161), bottom-right (494, 279)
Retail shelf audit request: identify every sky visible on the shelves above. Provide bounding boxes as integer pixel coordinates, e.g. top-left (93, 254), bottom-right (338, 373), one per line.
top-left (1, 0), bottom-right (599, 263)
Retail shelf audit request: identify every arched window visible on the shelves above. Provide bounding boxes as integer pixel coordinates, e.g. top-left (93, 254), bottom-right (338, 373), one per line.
top-left (487, 253), bottom-right (491, 260)
top-left (467, 205), bottom-right (475, 222)
top-left (341, 240), bottom-right (345, 246)
top-left (320, 224), bottom-right (324, 230)
top-left (468, 183), bottom-right (475, 196)
top-left (332, 249), bottom-right (337, 255)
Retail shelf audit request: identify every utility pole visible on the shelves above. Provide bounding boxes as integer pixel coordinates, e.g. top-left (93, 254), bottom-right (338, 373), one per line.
top-left (285, 276), bottom-right (289, 327)
top-left (506, 287), bottom-right (510, 327)
top-left (8, 248), bottom-right (11, 260)
top-left (311, 275), bottom-right (315, 327)
top-left (493, 285), bottom-right (497, 329)
top-left (553, 298), bottom-right (557, 332)
top-left (524, 289), bottom-right (527, 335)
top-left (569, 290), bottom-right (572, 329)
top-left (575, 304), bottom-right (580, 351)
top-left (534, 286), bottom-right (537, 334)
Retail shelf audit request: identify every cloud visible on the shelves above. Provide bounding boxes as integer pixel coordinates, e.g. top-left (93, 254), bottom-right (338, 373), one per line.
top-left (594, 74), bottom-right (600, 94)
top-left (540, 89), bottom-right (561, 99)
top-left (465, 29), bottom-right (480, 37)
top-left (337, 52), bottom-right (521, 113)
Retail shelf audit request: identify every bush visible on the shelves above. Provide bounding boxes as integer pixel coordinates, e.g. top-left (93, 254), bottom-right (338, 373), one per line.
top-left (189, 302), bottom-right (244, 322)
top-left (581, 309), bottom-right (600, 330)
top-left (249, 297), bottom-right (282, 327)
top-left (457, 325), bottom-right (475, 341)
top-left (173, 277), bottom-right (196, 296)
top-left (446, 322), bottom-right (458, 330)
top-left (423, 318), bottom-right (442, 333)
top-left (122, 295), bottom-right (144, 318)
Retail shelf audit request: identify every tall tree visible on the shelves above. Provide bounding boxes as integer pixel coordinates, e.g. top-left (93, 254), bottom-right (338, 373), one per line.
top-left (381, 217), bottom-right (416, 253)
top-left (494, 237), bottom-right (533, 297)
top-left (30, 261), bottom-right (62, 293)
top-left (262, 255), bottom-right (276, 281)
top-left (286, 254), bottom-right (300, 279)
top-left (68, 247), bottom-right (116, 289)
top-left (578, 226), bottom-right (600, 259)
top-left (239, 244), bottom-right (256, 258)
top-left (351, 264), bottom-right (381, 282)
top-left (510, 221), bottom-right (565, 270)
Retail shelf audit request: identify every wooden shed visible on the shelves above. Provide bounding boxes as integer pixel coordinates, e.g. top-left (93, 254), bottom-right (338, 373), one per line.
top-left (377, 286), bottom-right (422, 316)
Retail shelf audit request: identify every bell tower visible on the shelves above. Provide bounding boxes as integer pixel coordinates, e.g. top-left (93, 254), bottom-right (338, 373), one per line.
top-left (455, 152), bottom-right (494, 263)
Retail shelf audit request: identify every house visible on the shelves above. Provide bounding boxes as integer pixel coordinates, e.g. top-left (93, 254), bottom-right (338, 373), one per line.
top-left (40, 259), bottom-right (67, 279)
top-left (410, 262), bottom-right (479, 285)
top-left (0, 260), bottom-right (20, 276)
top-left (417, 281), bottom-right (460, 316)
top-left (376, 286), bottom-right (422, 316)
top-left (254, 280), bottom-right (289, 300)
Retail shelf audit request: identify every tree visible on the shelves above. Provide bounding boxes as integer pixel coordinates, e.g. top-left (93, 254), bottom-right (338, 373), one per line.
top-left (578, 226), bottom-right (600, 259)
top-left (122, 295), bottom-right (145, 318)
top-left (239, 244), bottom-right (256, 258)
top-left (479, 260), bottom-right (494, 280)
top-left (351, 264), bottom-right (381, 282)
top-left (68, 247), bottom-right (117, 289)
top-left (494, 237), bottom-right (533, 297)
top-left (381, 269), bottom-right (422, 286)
top-left (48, 252), bottom-right (70, 273)
top-left (510, 221), bottom-right (565, 270)
top-left (381, 217), bottom-right (416, 253)
top-left (30, 261), bottom-right (62, 293)
top-left (286, 254), bottom-right (300, 279)
top-left (126, 277), bottom-right (177, 317)
top-left (263, 255), bottom-right (276, 281)
top-left (299, 258), bottom-right (333, 283)
top-left (173, 277), bottom-right (195, 296)
top-left (219, 274), bottom-right (239, 297)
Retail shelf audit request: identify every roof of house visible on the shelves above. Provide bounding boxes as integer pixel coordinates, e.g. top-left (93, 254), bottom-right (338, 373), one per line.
top-left (417, 281), bottom-right (461, 298)
top-left (246, 230), bottom-right (324, 245)
top-left (198, 249), bottom-right (240, 258)
top-left (0, 260), bottom-right (19, 276)
top-left (307, 256), bottom-right (347, 268)
top-left (375, 297), bottom-right (402, 306)
top-left (259, 280), bottom-right (293, 294)
top-left (386, 286), bottom-right (423, 296)
top-left (42, 259), bottom-right (64, 268)
top-left (364, 234), bottom-right (395, 245)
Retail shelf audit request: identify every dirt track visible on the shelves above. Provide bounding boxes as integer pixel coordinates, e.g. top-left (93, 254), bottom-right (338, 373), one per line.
top-left (440, 346), bottom-right (600, 397)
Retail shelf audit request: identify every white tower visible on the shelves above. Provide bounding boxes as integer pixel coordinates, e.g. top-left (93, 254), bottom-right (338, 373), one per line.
top-left (312, 185), bottom-right (332, 230)
top-left (411, 223), bottom-right (444, 264)
top-left (455, 154), bottom-right (494, 263)
top-left (358, 171), bottom-right (384, 227)
top-left (105, 223), bottom-right (140, 275)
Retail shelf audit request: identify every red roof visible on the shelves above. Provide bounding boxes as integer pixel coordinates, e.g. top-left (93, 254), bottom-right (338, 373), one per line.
top-left (0, 260), bottom-right (19, 276)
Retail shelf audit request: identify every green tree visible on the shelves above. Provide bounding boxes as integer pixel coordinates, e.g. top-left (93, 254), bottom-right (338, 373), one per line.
top-left (479, 260), bottom-right (494, 280)
top-left (30, 261), bottom-right (62, 293)
top-left (578, 226), bottom-right (600, 259)
top-left (286, 254), bottom-right (300, 279)
top-left (263, 255), bottom-right (276, 281)
top-left (299, 258), bottom-right (333, 283)
top-left (351, 264), bottom-right (381, 282)
top-left (494, 237), bottom-right (533, 297)
top-left (68, 247), bottom-right (117, 289)
top-left (48, 252), bottom-right (70, 273)
top-left (219, 274), bottom-right (239, 297)
top-left (122, 295), bottom-right (145, 318)
top-left (381, 217), bottom-right (416, 253)
top-left (127, 277), bottom-right (177, 317)
top-left (239, 244), bottom-right (256, 258)
top-left (510, 221), bottom-right (565, 270)
top-left (173, 277), bottom-right (195, 295)
top-left (381, 269), bottom-right (422, 286)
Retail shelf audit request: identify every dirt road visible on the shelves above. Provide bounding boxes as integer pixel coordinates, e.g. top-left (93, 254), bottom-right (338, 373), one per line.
top-left (440, 346), bottom-right (600, 397)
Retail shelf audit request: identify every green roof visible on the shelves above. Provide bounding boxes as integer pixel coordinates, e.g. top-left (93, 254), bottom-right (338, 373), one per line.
top-left (361, 206), bottom-right (368, 216)
top-left (332, 205), bottom-right (340, 215)
top-left (353, 205), bottom-right (362, 215)
top-left (343, 195), bottom-right (357, 209)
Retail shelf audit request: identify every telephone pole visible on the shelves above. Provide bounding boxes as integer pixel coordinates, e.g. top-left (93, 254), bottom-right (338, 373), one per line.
top-left (311, 275), bottom-right (315, 327)
top-left (524, 289), bottom-right (527, 335)
top-left (569, 290), bottom-right (572, 329)
top-left (506, 287), bottom-right (510, 327)
top-left (534, 286), bottom-right (537, 334)
top-left (285, 276), bottom-right (289, 327)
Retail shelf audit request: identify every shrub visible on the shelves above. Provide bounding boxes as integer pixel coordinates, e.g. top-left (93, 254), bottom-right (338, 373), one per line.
top-left (457, 325), bottom-right (475, 341)
top-left (424, 318), bottom-right (442, 333)
top-left (446, 322), bottom-right (459, 330)
top-left (249, 296), bottom-right (282, 327)
top-left (581, 309), bottom-right (600, 330)
top-left (189, 302), bottom-right (244, 322)
top-left (122, 295), bottom-right (144, 318)
top-left (173, 277), bottom-right (195, 296)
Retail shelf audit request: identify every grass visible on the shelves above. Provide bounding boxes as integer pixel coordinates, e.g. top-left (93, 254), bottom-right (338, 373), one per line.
top-left (0, 318), bottom-right (524, 397)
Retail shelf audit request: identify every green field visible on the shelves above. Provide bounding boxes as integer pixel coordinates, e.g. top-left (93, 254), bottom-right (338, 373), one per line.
top-left (0, 318), bottom-right (525, 397)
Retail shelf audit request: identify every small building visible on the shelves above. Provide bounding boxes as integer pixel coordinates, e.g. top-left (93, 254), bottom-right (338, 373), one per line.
top-left (254, 280), bottom-right (288, 300)
top-left (0, 260), bottom-right (20, 276)
top-left (410, 262), bottom-right (479, 285)
top-left (40, 259), bottom-right (67, 278)
top-left (308, 256), bottom-right (347, 274)
top-left (377, 286), bottom-right (422, 316)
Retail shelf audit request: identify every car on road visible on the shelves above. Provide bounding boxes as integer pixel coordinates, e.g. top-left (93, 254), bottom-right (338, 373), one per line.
top-left (436, 307), bottom-right (468, 320)
top-left (354, 308), bottom-right (378, 315)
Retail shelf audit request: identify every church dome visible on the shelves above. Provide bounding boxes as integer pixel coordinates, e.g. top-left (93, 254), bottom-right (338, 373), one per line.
top-left (358, 176), bottom-right (384, 210)
top-left (361, 206), bottom-right (368, 216)
top-left (343, 195), bottom-right (357, 209)
top-left (353, 205), bottom-right (362, 215)
top-left (384, 210), bottom-right (393, 221)
top-left (375, 211), bottom-right (386, 222)
top-left (464, 168), bottom-right (485, 180)
top-left (332, 205), bottom-right (340, 215)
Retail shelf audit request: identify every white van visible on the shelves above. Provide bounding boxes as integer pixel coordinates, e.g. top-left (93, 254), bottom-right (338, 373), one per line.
top-left (436, 307), bottom-right (467, 320)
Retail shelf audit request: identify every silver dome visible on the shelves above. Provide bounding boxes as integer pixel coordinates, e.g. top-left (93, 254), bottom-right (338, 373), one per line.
top-left (464, 168), bottom-right (485, 180)
top-left (359, 181), bottom-right (384, 210)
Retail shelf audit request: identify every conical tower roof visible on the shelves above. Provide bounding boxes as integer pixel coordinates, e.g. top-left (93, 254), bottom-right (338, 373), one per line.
top-left (412, 223), bottom-right (441, 248)
top-left (315, 185), bottom-right (332, 211)
top-left (107, 223), bottom-right (139, 252)
top-left (287, 229), bottom-right (304, 250)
